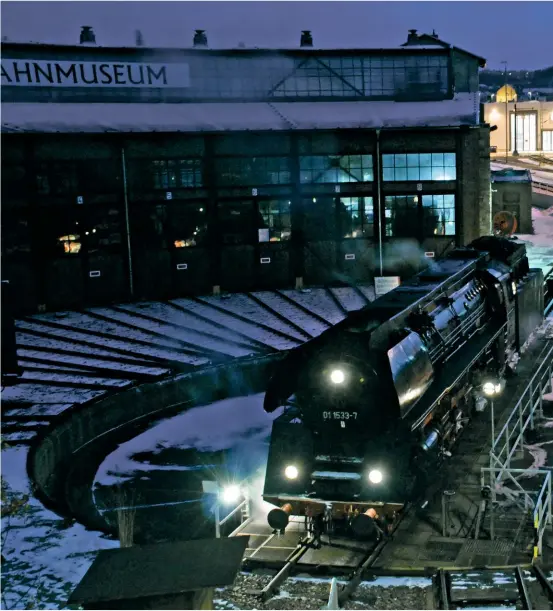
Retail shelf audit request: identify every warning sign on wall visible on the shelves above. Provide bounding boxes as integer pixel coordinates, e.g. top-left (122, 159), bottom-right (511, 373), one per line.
top-left (374, 276), bottom-right (401, 297)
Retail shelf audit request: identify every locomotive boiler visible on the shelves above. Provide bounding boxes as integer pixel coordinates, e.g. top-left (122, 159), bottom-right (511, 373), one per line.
top-left (262, 237), bottom-right (544, 539)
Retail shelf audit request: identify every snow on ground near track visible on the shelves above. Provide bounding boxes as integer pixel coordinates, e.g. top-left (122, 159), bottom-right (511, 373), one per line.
top-left (16, 348), bottom-right (169, 377)
top-left (279, 288), bottom-right (347, 325)
top-left (1, 446), bottom-right (118, 610)
top-left (94, 393), bottom-right (277, 487)
top-left (515, 207), bottom-right (553, 275)
top-left (328, 287), bottom-right (370, 312)
top-left (19, 316), bottom-right (210, 365)
top-left (115, 302), bottom-right (264, 357)
top-left (1, 383), bottom-right (106, 405)
top-left (171, 297), bottom-right (301, 350)
top-left (19, 370), bottom-right (132, 389)
top-left (196, 294), bottom-right (308, 343)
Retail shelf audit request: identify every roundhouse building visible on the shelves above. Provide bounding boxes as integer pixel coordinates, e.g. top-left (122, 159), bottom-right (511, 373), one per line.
top-left (1, 28), bottom-right (490, 314)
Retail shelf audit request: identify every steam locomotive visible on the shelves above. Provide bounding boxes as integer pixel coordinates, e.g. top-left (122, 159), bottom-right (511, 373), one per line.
top-left (262, 237), bottom-right (544, 539)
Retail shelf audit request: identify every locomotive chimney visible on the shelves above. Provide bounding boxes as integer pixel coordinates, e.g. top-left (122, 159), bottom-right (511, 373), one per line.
top-left (193, 29), bottom-right (208, 48)
top-left (79, 26), bottom-right (96, 45)
top-left (300, 30), bottom-right (313, 47)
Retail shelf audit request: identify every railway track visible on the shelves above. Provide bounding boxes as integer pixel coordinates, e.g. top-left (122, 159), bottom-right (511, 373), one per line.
top-left (432, 565), bottom-right (553, 610)
top-left (242, 506), bottom-right (411, 604)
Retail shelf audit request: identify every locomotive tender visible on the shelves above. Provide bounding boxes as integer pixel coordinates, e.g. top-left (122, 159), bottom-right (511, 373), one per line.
top-left (262, 237), bottom-right (544, 539)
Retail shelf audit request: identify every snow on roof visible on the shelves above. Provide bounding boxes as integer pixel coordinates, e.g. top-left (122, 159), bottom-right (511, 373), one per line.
top-left (491, 168), bottom-right (532, 183)
top-left (1, 94), bottom-right (478, 133)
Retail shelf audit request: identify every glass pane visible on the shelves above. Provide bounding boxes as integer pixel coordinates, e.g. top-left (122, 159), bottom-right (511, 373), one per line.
top-left (432, 167), bottom-right (446, 181)
top-left (394, 154), bottom-right (407, 168)
top-left (170, 204), bottom-right (208, 248)
top-left (383, 168), bottom-right (395, 181)
top-left (407, 167), bottom-right (420, 181)
top-left (444, 166), bottom-right (457, 180)
top-left (395, 168), bottom-right (408, 181)
top-left (382, 155), bottom-right (395, 168)
top-left (407, 154), bottom-right (420, 167)
top-left (444, 194), bottom-right (455, 207)
top-left (444, 153), bottom-right (456, 167)
top-left (431, 153), bottom-right (444, 166)
top-left (419, 154), bottom-right (432, 167)
top-left (420, 167), bottom-right (432, 181)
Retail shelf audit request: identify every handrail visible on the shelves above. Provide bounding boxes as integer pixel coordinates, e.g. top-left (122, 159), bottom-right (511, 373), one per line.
top-left (490, 343), bottom-right (553, 471)
top-left (533, 180), bottom-right (553, 194)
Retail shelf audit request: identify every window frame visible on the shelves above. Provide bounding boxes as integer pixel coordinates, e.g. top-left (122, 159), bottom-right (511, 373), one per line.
top-left (381, 152), bottom-right (457, 182)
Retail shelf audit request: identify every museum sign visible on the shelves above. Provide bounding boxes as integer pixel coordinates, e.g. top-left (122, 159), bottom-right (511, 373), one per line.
top-left (1, 59), bottom-right (190, 88)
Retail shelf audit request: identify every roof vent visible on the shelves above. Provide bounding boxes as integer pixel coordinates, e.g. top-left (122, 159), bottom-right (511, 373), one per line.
top-left (135, 30), bottom-right (144, 47)
top-left (193, 29), bottom-right (208, 48)
top-left (431, 29), bottom-right (439, 38)
top-left (79, 26), bottom-right (96, 45)
top-left (300, 30), bottom-right (313, 47)
top-left (407, 29), bottom-right (419, 44)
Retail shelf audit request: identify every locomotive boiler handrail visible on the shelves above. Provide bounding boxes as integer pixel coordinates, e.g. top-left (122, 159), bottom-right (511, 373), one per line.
top-left (490, 342), bottom-right (553, 473)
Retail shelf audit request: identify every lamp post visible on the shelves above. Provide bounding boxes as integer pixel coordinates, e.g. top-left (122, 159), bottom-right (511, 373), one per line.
top-left (501, 61), bottom-right (508, 162)
top-left (483, 381), bottom-right (502, 451)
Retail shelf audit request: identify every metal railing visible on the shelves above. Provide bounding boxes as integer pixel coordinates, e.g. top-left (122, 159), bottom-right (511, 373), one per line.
top-left (533, 180), bottom-right (553, 194)
top-left (480, 467), bottom-right (551, 558)
top-left (482, 340), bottom-right (553, 557)
top-left (490, 342), bottom-right (553, 475)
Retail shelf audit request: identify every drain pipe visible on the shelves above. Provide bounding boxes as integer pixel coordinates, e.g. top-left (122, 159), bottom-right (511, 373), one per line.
top-left (376, 129), bottom-right (383, 276)
top-left (121, 147), bottom-right (134, 298)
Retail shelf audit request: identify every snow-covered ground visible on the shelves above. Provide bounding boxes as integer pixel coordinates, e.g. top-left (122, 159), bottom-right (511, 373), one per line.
top-left (515, 206), bottom-right (553, 275)
top-left (1, 446), bottom-right (118, 610)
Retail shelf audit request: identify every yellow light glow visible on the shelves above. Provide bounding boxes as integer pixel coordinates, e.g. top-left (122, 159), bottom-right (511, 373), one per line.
top-left (330, 369), bottom-right (345, 384)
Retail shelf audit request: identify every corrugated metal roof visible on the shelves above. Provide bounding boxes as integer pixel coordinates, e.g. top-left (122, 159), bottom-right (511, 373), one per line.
top-left (1, 94), bottom-right (479, 133)
top-left (68, 536), bottom-right (249, 605)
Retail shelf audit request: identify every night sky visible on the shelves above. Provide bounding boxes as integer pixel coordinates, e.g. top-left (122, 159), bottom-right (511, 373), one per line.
top-left (1, 1), bottom-right (552, 71)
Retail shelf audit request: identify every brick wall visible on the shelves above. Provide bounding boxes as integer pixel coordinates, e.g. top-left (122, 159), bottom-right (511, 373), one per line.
top-left (458, 125), bottom-right (491, 244)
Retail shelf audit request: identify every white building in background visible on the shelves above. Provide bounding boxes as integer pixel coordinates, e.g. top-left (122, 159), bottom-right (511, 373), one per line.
top-left (484, 99), bottom-right (553, 154)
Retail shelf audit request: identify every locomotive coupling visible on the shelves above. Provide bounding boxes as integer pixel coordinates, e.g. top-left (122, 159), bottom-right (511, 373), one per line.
top-left (268, 503), bottom-right (293, 532)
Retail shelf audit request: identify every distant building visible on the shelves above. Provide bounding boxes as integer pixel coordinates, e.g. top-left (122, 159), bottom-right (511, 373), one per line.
top-left (484, 99), bottom-right (553, 154)
top-left (496, 84), bottom-right (518, 103)
top-left (1, 27), bottom-right (491, 314)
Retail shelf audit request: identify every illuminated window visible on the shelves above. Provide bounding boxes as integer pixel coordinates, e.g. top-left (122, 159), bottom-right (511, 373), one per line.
top-left (215, 157), bottom-right (291, 186)
top-left (340, 197), bottom-right (374, 238)
top-left (169, 204), bottom-right (208, 248)
top-left (150, 159), bottom-right (203, 189)
top-left (258, 200), bottom-right (291, 242)
top-left (382, 153), bottom-right (456, 181)
top-left (58, 235), bottom-right (82, 254)
top-left (422, 194), bottom-right (456, 236)
top-left (543, 131), bottom-right (553, 152)
top-left (299, 155), bottom-right (373, 183)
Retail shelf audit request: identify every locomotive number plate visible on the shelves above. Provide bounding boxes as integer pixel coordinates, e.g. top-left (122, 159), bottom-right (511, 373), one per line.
top-left (323, 411), bottom-right (358, 421)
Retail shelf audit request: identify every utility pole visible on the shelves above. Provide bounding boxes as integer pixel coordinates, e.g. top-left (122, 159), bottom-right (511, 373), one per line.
top-left (501, 61), bottom-right (508, 162)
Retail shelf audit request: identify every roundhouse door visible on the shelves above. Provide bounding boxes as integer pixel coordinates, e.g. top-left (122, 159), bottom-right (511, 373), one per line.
top-left (217, 199), bottom-right (256, 292)
top-left (255, 198), bottom-right (293, 289)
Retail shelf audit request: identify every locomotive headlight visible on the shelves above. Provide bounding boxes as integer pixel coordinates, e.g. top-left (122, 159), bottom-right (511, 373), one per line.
top-left (284, 465), bottom-right (299, 480)
top-left (368, 469), bottom-right (383, 484)
top-left (330, 369), bottom-right (345, 384)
